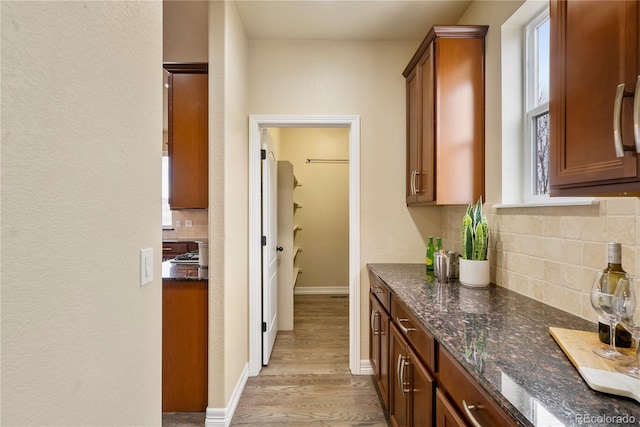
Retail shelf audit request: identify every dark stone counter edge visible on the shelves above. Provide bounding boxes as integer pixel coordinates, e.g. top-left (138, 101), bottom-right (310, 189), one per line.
top-left (367, 263), bottom-right (639, 427)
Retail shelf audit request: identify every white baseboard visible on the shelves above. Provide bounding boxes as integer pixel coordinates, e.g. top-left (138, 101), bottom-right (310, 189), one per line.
top-left (359, 359), bottom-right (374, 375)
top-left (205, 363), bottom-right (249, 427)
top-left (294, 286), bottom-right (349, 295)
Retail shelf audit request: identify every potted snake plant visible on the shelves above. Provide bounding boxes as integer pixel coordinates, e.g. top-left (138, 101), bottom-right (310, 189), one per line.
top-left (459, 197), bottom-right (490, 288)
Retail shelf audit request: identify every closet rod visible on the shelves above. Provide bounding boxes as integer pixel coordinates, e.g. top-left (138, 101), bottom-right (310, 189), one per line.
top-left (305, 158), bottom-right (349, 164)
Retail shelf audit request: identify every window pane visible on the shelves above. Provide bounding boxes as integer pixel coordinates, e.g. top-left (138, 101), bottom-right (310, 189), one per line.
top-left (536, 19), bottom-right (550, 105)
top-left (162, 156), bottom-right (172, 226)
top-left (534, 112), bottom-right (549, 195)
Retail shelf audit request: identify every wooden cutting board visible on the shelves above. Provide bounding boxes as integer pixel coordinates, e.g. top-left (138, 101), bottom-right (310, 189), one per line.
top-left (549, 327), bottom-right (639, 402)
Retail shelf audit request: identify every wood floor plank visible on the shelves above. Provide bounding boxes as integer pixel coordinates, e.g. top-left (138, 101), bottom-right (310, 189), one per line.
top-left (164, 294), bottom-right (389, 427)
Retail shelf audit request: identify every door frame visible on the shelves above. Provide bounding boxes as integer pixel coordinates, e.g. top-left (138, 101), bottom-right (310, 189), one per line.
top-left (248, 114), bottom-right (361, 377)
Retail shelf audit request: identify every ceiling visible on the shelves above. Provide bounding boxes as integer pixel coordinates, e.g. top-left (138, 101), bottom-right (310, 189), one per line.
top-left (233, 0), bottom-right (473, 41)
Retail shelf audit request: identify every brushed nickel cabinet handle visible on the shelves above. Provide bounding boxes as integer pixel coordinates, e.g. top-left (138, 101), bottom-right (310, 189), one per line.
top-left (372, 311), bottom-right (380, 335)
top-left (614, 83), bottom-right (626, 158)
top-left (634, 75), bottom-right (640, 153)
top-left (463, 400), bottom-right (484, 427)
top-left (397, 354), bottom-right (405, 394)
top-left (410, 170), bottom-right (416, 195)
top-left (396, 317), bottom-right (416, 334)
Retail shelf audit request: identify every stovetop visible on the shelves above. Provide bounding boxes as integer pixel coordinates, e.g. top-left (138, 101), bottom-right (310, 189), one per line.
top-left (170, 250), bottom-right (199, 264)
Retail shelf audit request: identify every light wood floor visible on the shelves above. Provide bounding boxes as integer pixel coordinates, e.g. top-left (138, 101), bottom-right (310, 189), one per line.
top-left (163, 294), bottom-right (389, 427)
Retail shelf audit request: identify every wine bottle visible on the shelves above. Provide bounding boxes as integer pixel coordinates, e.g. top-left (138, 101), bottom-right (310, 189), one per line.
top-left (426, 236), bottom-right (435, 272)
top-left (598, 242), bottom-right (632, 347)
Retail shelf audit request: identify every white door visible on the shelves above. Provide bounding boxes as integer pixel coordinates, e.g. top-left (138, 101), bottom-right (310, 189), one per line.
top-left (261, 128), bottom-right (278, 365)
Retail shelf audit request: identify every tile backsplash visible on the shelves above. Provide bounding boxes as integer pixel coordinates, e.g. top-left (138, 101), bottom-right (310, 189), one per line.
top-left (162, 210), bottom-right (208, 240)
top-left (441, 198), bottom-right (639, 324)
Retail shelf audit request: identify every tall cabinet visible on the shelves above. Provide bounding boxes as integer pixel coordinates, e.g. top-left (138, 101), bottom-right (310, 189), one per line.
top-left (403, 26), bottom-right (488, 206)
top-left (277, 161), bottom-right (302, 331)
top-left (549, 0), bottom-right (640, 196)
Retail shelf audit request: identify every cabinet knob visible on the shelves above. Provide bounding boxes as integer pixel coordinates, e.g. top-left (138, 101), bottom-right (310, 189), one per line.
top-left (276, 246), bottom-right (284, 252)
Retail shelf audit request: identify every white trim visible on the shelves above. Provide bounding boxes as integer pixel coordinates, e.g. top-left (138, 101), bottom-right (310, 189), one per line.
top-left (359, 359), bottom-right (374, 375)
top-left (294, 286), bottom-right (349, 295)
top-left (205, 363), bottom-right (249, 427)
top-left (248, 115), bottom-right (362, 377)
top-left (494, 199), bottom-right (598, 209)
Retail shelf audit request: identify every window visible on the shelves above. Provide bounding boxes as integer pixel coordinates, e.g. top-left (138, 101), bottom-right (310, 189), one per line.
top-left (524, 9), bottom-right (550, 199)
top-left (162, 155), bottom-right (172, 227)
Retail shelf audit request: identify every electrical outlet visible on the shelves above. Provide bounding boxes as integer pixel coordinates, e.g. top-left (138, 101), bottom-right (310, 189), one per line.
top-left (185, 220), bottom-right (193, 228)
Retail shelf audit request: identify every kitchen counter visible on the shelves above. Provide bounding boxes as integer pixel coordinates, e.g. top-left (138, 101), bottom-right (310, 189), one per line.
top-left (368, 263), bottom-right (640, 427)
top-left (162, 260), bottom-right (208, 281)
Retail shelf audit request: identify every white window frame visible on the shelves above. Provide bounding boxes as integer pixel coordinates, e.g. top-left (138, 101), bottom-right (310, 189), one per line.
top-left (162, 155), bottom-right (173, 228)
top-left (523, 8), bottom-right (550, 203)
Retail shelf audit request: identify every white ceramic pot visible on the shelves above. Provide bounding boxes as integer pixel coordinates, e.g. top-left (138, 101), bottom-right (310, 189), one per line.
top-left (459, 258), bottom-right (490, 288)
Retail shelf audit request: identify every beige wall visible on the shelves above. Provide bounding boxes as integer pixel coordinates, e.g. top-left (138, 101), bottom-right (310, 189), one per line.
top-left (1, 1), bottom-right (162, 425)
top-left (279, 128), bottom-right (350, 289)
top-left (208, 0), bottom-right (250, 408)
top-left (248, 39), bottom-right (443, 360)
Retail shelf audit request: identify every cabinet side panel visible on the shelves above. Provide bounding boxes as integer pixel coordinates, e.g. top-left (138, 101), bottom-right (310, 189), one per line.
top-left (435, 38), bottom-right (485, 205)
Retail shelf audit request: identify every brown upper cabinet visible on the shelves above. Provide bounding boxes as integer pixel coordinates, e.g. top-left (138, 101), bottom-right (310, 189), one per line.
top-left (404, 25), bottom-right (488, 206)
top-left (164, 63), bottom-right (208, 209)
top-left (549, 1), bottom-right (640, 196)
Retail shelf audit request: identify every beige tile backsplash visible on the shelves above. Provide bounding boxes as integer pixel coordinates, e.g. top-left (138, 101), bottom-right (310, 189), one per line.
top-left (162, 210), bottom-right (208, 240)
top-left (441, 198), bottom-right (640, 324)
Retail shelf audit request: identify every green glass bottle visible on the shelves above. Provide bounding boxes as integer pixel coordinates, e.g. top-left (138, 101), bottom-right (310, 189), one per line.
top-left (598, 242), bottom-right (632, 347)
top-left (435, 237), bottom-right (442, 252)
top-left (426, 236), bottom-right (435, 272)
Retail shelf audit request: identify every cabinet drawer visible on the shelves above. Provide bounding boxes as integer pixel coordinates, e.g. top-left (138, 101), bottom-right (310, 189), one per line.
top-left (391, 295), bottom-right (435, 372)
top-left (369, 271), bottom-right (391, 312)
top-left (437, 346), bottom-right (517, 427)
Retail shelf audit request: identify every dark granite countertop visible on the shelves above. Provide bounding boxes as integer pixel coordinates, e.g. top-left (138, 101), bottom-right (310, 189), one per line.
top-left (368, 263), bottom-right (640, 427)
top-left (162, 260), bottom-right (208, 281)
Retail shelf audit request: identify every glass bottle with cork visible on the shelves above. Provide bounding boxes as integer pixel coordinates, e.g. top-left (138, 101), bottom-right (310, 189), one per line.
top-left (599, 242), bottom-right (632, 347)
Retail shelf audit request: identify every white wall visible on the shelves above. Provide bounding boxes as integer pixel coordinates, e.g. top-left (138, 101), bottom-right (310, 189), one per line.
top-left (1, 1), bottom-right (162, 425)
top-left (248, 39), bottom-right (443, 359)
top-left (279, 128), bottom-right (350, 289)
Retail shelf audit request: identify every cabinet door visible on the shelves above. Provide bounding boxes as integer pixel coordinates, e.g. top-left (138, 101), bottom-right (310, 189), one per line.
top-left (417, 45), bottom-right (435, 203)
top-left (408, 345), bottom-right (434, 426)
top-left (550, 0), bottom-right (640, 196)
top-left (166, 66), bottom-right (209, 209)
top-left (435, 388), bottom-right (466, 427)
top-left (369, 293), bottom-right (390, 409)
top-left (406, 64), bottom-right (420, 205)
top-left (390, 324), bottom-right (409, 427)
top-left (406, 47), bottom-right (435, 205)
top-left (379, 302), bottom-right (390, 409)
top-left (369, 293), bottom-right (381, 378)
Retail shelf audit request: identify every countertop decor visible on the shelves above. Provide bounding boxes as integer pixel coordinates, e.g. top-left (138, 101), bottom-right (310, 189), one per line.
top-left (368, 263), bottom-right (640, 427)
top-left (162, 260), bottom-right (208, 281)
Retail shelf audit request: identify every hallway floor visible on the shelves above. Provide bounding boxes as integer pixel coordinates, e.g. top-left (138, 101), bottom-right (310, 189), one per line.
top-left (163, 294), bottom-right (388, 426)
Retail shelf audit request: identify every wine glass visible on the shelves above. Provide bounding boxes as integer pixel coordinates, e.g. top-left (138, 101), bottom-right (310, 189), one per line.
top-left (590, 272), bottom-right (633, 361)
top-left (613, 276), bottom-right (640, 378)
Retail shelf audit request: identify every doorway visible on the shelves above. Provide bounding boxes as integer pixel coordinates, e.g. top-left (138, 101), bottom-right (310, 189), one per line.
top-left (248, 115), bottom-right (361, 377)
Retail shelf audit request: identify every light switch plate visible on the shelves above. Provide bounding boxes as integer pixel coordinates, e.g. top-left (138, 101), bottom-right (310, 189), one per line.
top-left (140, 248), bottom-right (153, 286)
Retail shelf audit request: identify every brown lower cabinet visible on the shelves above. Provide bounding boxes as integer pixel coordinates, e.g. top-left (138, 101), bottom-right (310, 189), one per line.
top-left (370, 292), bottom-right (390, 409)
top-left (369, 270), bottom-right (517, 426)
top-left (435, 388), bottom-right (466, 427)
top-left (390, 323), bottom-right (434, 426)
top-left (162, 279), bottom-right (208, 412)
